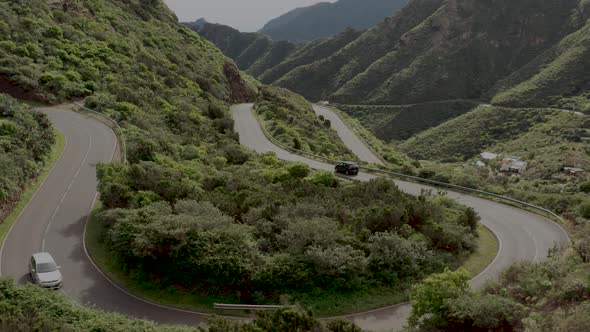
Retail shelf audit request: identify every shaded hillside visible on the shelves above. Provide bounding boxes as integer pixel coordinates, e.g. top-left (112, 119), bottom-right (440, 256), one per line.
top-left (274, 0), bottom-right (445, 102)
top-left (338, 100), bottom-right (479, 142)
top-left (490, 3), bottom-right (590, 114)
top-left (187, 21), bottom-right (362, 84)
top-left (276, 0), bottom-right (584, 104)
top-left (259, 0), bottom-right (408, 42)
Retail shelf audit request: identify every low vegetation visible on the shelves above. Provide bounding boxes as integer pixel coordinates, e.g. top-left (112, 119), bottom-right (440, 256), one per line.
top-left (398, 105), bottom-right (590, 218)
top-left (0, 94), bottom-right (54, 222)
top-left (256, 86), bottom-right (356, 160)
top-left (0, 277), bottom-right (361, 331)
top-left (408, 221), bottom-right (590, 331)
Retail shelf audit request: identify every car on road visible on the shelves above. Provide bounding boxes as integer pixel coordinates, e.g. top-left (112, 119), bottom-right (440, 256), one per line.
top-left (335, 161), bottom-right (359, 176)
top-left (29, 252), bottom-right (62, 289)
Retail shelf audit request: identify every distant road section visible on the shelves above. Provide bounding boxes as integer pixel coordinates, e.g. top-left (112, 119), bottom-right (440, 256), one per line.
top-left (231, 103), bottom-right (569, 332)
top-left (312, 104), bottom-right (384, 165)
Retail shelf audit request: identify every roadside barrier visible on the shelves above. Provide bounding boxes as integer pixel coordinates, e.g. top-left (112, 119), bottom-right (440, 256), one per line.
top-left (73, 102), bottom-right (127, 164)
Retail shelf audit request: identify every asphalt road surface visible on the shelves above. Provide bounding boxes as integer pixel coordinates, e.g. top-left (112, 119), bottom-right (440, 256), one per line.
top-left (0, 104), bottom-right (570, 332)
top-left (231, 103), bottom-right (570, 332)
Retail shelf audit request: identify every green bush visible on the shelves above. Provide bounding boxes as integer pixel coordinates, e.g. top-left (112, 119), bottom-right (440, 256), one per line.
top-left (409, 268), bottom-right (471, 329)
top-left (0, 95), bottom-right (54, 218)
top-left (578, 201), bottom-right (590, 219)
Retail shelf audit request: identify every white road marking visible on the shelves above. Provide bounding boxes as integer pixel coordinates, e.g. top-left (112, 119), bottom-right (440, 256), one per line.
top-left (41, 131), bottom-right (92, 252)
top-left (0, 123), bottom-right (68, 276)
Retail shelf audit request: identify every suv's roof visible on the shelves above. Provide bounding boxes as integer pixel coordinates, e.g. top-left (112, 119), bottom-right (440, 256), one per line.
top-left (341, 161), bottom-right (358, 165)
top-left (32, 252), bottom-right (55, 264)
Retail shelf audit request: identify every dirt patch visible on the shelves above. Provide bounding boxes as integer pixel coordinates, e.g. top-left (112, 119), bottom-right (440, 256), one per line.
top-left (223, 60), bottom-right (256, 103)
top-left (0, 75), bottom-right (49, 103)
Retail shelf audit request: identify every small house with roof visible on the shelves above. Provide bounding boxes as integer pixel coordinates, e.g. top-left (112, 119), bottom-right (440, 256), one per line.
top-left (499, 157), bottom-right (527, 174)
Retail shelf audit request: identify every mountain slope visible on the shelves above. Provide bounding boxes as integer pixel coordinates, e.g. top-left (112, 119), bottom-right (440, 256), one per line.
top-left (276, 0), bottom-right (584, 104)
top-left (490, 4), bottom-right (590, 113)
top-left (187, 21), bottom-right (363, 85)
top-left (259, 0), bottom-right (409, 42)
top-left (274, 0), bottom-right (446, 101)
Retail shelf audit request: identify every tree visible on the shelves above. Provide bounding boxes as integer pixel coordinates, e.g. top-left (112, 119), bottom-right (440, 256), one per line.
top-left (367, 231), bottom-right (429, 282)
top-left (287, 162), bottom-right (311, 179)
top-left (409, 268), bottom-right (471, 328)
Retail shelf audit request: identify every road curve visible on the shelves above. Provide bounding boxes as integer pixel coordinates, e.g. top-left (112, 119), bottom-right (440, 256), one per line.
top-left (231, 103), bottom-right (570, 332)
top-left (0, 106), bottom-right (211, 326)
top-left (0, 104), bottom-right (570, 332)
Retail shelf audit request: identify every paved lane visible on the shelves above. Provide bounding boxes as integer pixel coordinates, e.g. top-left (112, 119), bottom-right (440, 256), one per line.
top-left (231, 103), bottom-right (569, 331)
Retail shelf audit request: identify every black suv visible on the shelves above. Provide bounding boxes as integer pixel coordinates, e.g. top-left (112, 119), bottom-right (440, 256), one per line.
top-left (335, 161), bottom-right (359, 176)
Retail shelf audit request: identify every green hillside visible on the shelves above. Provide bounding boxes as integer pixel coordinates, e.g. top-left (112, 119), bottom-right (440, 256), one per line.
top-left (196, 0), bottom-right (589, 112)
top-left (490, 7), bottom-right (590, 114)
top-left (275, 0), bottom-right (583, 104)
top-left (400, 105), bottom-right (590, 216)
top-left (259, 0), bottom-right (408, 42)
top-left (0, 0), bottom-right (479, 319)
top-left (256, 85), bottom-right (357, 160)
top-left (0, 94), bottom-right (54, 222)
top-left (337, 100), bottom-right (479, 142)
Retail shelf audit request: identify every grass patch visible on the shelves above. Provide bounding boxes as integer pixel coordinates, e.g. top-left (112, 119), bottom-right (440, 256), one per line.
top-left (461, 225), bottom-right (499, 277)
top-left (299, 286), bottom-right (408, 317)
top-left (0, 127), bottom-right (65, 243)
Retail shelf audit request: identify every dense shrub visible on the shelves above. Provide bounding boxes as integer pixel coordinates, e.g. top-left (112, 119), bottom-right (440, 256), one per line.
top-left (0, 277), bottom-right (359, 331)
top-left (0, 94), bottom-right (54, 221)
top-left (97, 162), bottom-right (478, 304)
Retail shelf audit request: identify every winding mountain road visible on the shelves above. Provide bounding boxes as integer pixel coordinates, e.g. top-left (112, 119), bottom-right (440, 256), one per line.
top-left (232, 103), bottom-right (570, 331)
top-left (0, 103), bottom-right (570, 332)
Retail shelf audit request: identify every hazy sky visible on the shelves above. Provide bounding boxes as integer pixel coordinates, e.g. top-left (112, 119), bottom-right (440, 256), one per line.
top-left (164, 0), bottom-right (333, 32)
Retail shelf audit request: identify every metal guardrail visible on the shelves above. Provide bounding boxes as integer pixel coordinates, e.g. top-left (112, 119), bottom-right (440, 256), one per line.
top-left (214, 304), bottom-right (285, 311)
top-left (73, 102), bottom-right (127, 164)
top-left (251, 105), bottom-right (568, 230)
